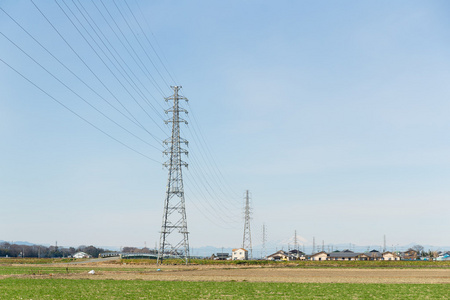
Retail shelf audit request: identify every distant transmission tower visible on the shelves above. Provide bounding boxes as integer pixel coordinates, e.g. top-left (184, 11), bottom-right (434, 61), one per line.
top-left (242, 190), bottom-right (252, 259)
top-left (157, 86), bottom-right (190, 265)
top-left (262, 223), bottom-right (267, 259)
top-left (294, 230), bottom-right (298, 251)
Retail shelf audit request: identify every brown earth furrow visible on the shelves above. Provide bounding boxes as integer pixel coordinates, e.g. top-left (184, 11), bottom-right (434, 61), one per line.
top-left (2, 265), bottom-right (449, 284)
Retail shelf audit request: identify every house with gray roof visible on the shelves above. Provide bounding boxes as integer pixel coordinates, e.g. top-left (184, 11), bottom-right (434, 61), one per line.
top-left (328, 250), bottom-right (369, 261)
top-left (364, 250), bottom-right (383, 260)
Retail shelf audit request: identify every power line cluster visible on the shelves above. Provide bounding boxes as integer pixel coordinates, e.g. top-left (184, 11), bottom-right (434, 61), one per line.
top-left (0, 1), bottom-right (241, 228)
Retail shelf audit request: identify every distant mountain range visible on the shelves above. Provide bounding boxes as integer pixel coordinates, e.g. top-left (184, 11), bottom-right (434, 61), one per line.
top-left (0, 240), bottom-right (38, 246)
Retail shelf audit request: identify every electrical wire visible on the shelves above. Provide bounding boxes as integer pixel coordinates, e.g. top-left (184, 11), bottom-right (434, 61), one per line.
top-left (111, 0), bottom-right (171, 89)
top-left (3, 1), bottom-right (244, 229)
top-left (0, 57), bottom-right (160, 164)
top-left (53, 0), bottom-right (167, 136)
top-left (0, 31), bottom-right (161, 152)
top-left (132, 0), bottom-right (180, 85)
top-left (123, 0), bottom-right (176, 85)
top-left (29, 0), bottom-right (163, 144)
top-left (71, 0), bottom-right (165, 120)
top-left (0, 7), bottom-right (162, 148)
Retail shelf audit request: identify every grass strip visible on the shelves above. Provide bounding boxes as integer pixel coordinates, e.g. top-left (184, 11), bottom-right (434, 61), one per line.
top-left (0, 278), bottom-right (448, 299)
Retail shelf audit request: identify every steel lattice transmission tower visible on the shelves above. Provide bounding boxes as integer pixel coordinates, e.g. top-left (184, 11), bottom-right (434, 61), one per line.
top-left (242, 190), bottom-right (252, 259)
top-left (262, 223), bottom-right (267, 259)
top-left (157, 86), bottom-right (190, 264)
top-left (294, 230), bottom-right (298, 251)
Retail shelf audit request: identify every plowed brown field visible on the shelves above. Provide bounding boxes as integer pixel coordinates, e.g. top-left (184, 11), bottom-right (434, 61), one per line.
top-left (6, 264), bottom-right (450, 284)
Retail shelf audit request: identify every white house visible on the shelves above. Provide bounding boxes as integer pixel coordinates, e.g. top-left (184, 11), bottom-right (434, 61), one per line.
top-left (310, 251), bottom-right (328, 261)
top-left (231, 248), bottom-right (248, 260)
top-left (382, 252), bottom-right (400, 261)
top-left (73, 252), bottom-right (91, 259)
top-left (267, 250), bottom-right (290, 261)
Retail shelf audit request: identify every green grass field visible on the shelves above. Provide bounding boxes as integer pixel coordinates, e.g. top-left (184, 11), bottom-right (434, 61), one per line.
top-left (1, 259), bottom-right (448, 299)
top-left (0, 265), bottom-right (156, 276)
top-left (127, 258), bottom-right (450, 269)
top-left (0, 258), bottom-right (77, 264)
top-left (0, 278), bottom-right (448, 299)
top-left (1, 257), bottom-right (449, 269)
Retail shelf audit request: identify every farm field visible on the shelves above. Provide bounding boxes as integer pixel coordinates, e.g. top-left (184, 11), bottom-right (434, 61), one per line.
top-left (0, 259), bottom-right (449, 298)
top-left (0, 278), bottom-right (449, 299)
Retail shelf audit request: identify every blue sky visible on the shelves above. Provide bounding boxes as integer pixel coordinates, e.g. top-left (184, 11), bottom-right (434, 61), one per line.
top-left (0, 0), bottom-right (449, 251)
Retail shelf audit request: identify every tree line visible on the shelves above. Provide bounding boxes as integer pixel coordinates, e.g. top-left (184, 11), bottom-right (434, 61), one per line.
top-left (0, 242), bottom-right (108, 258)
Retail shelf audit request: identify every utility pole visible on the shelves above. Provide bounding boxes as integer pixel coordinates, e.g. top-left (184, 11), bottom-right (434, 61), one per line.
top-left (312, 237), bottom-right (316, 254)
top-left (322, 240), bottom-right (324, 252)
top-left (242, 190), bottom-right (252, 259)
top-left (157, 86), bottom-right (190, 265)
top-left (383, 234), bottom-right (386, 253)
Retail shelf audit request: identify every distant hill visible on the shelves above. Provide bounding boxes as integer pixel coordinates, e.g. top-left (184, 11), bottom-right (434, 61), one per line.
top-left (0, 240), bottom-right (49, 247)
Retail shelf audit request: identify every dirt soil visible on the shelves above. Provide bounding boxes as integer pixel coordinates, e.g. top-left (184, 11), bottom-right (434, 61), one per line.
top-left (6, 263), bottom-right (450, 284)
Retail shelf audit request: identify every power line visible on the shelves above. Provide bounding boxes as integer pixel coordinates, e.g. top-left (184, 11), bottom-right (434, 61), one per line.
top-left (89, 0), bottom-right (167, 101)
top-left (185, 122), bottom-right (240, 203)
top-left (111, 0), bottom-right (171, 89)
top-left (183, 151), bottom-right (241, 222)
top-left (0, 57), bottom-right (160, 163)
top-left (29, 0), bottom-right (163, 143)
top-left (70, 0), bottom-right (166, 120)
top-left (124, 0), bottom-right (177, 85)
top-left (0, 6), bottom-right (162, 144)
top-left (0, 31), bottom-right (161, 152)
top-left (98, 0), bottom-right (167, 96)
top-left (183, 187), bottom-right (236, 229)
top-left (132, 0), bottom-right (180, 85)
top-left (3, 1), bottom-right (243, 231)
top-left (186, 102), bottom-right (242, 199)
top-left (54, 0), bottom-right (167, 136)
top-left (183, 167), bottom-right (238, 224)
